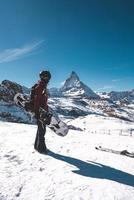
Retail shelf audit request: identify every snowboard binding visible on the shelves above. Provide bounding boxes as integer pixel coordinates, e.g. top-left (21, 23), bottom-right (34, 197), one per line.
top-left (39, 107), bottom-right (53, 125)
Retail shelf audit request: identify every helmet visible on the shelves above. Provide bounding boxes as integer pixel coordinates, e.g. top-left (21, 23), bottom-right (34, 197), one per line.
top-left (39, 70), bottom-right (51, 82)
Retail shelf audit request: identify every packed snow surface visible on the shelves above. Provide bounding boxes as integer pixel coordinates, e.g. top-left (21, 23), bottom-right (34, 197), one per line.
top-left (0, 115), bottom-right (134, 200)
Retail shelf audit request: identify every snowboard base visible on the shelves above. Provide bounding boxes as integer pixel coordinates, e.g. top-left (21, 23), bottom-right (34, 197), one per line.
top-left (14, 93), bottom-right (69, 137)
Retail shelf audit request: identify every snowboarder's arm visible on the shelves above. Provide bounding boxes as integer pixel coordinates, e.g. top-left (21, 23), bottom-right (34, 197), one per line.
top-left (30, 84), bottom-right (37, 100)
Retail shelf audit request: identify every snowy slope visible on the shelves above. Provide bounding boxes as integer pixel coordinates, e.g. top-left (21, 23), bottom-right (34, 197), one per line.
top-left (0, 116), bottom-right (134, 200)
top-left (48, 97), bottom-right (134, 122)
top-left (0, 100), bottom-right (34, 124)
top-left (0, 94), bottom-right (134, 124)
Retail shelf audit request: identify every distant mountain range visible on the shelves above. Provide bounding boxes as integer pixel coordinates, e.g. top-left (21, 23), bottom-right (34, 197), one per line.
top-left (0, 71), bottom-right (134, 124)
top-left (49, 71), bottom-right (99, 98)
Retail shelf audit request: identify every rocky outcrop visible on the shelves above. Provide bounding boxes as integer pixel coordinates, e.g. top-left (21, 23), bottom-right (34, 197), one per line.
top-left (0, 80), bottom-right (23, 102)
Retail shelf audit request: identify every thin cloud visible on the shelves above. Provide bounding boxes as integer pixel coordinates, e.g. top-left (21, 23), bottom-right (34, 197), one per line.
top-left (0, 40), bottom-right (44, 64)
top-left (112, 77), bottom-right (132, 82)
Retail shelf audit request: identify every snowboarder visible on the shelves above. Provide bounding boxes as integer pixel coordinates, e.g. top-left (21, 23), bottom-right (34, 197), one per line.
top-left (30, 70), bottom-right (51, 153)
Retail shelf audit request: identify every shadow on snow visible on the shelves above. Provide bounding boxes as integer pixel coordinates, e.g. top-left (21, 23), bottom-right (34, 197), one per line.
top-left (47, 150), bottom-right (134, 187)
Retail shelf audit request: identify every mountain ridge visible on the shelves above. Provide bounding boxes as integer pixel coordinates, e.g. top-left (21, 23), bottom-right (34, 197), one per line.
top-left (0, 72), bottom-right (134, 124)
top-left (50, 71), bottom-right (99, 98)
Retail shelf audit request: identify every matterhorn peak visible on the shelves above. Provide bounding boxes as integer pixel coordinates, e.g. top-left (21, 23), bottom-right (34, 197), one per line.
top-left (60, 71), bottom-right (99, 98)
top-left (60, 71), bottom-right (81, 92)
top-left (70, 71), bottom-right (80, 81)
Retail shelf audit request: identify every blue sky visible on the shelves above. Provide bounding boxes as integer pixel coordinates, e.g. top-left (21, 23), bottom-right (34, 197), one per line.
top-left (0, 0), bottom-right (134, 92)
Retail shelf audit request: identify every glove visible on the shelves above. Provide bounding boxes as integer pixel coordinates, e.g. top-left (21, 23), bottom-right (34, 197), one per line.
top-left (24, 100), bottom-right (34, 112)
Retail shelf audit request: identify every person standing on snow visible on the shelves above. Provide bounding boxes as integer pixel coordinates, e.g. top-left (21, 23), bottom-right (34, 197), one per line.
top-left (30, 70), bottom-right (51, 153)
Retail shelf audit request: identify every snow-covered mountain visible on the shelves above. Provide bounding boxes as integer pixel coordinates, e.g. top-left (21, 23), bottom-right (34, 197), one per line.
top-left (0, 74), bottom-right (134, 124)
top-left (108, 90), bottom-right (134, 104)
top-left (49, 71), bottom-right (99, 98)
top-left (49, 87), bottom-right (63, 97)
top-left (0, 80), bottom-right (23, 102)
top-left (59, 71), bottom-right (99, 98)
top-left (22, 85), bottom-right (30, 94)
top-left (0, 117), bottom-right (134, 200)
top-left (0, 80), bottom-right (32, 123)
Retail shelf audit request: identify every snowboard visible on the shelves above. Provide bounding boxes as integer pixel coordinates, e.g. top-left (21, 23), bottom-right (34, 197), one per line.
top-left (14, 93), bottom-right (69, 137)
top-left (95, 146), bottom-right (134, 158)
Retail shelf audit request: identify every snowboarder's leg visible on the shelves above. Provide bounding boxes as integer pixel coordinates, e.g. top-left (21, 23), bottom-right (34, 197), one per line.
top-left (34, 120), bottom-right (47, 153)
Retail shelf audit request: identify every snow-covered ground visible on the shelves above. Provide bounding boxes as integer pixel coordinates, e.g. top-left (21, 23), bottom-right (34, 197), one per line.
top-left (0, 116), bottom-right (134, 200)
top-left (67, 115), bottom-right (134, 138)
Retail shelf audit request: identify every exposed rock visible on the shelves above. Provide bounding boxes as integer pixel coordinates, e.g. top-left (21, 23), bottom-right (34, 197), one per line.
top-left (0, 80), bottom-right (23, 102)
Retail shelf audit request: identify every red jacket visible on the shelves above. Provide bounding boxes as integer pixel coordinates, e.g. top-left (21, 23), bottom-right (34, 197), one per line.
top-left (31, 80), bottom-right (48, 115)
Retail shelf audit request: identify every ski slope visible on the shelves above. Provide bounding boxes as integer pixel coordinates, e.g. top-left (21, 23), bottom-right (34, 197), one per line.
top-left (0, 116), bottom-right (134, 200)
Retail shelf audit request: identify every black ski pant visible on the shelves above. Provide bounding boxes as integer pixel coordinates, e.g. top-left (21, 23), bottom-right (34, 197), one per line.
top-left (34, 119), bottom-right (47, 152)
